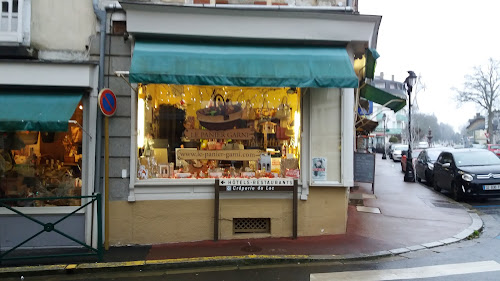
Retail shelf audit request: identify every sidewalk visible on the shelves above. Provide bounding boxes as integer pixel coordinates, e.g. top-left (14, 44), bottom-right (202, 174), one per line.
top-left (0, 154), bottom-right (483, 276)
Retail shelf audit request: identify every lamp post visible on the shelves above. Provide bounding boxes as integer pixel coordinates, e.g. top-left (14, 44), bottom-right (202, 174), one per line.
top-left (404, 71), bottom-right (417, 182)
top-left (382, 113), bottom-right (387, 159)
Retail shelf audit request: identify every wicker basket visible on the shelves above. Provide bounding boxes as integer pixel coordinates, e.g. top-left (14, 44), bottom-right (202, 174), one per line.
top-left (196, 93), bottom-right (243, 130)
top-left (196, 110), bottom-right (243, 130)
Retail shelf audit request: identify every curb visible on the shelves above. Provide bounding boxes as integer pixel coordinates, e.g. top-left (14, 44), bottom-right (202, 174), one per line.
top-left (0, 207), bottom-right (484, 278)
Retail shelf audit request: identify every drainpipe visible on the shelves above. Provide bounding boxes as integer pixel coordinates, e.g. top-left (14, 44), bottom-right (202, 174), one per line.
top-left (93, 0), bottom-right (106, 195)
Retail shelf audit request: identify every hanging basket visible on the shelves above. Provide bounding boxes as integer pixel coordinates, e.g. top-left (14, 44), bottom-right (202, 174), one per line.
top-left (196, 92), bottom-right (243, 130)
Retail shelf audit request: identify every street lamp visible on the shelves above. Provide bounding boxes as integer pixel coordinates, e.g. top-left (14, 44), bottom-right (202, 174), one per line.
top-left (404, 71), bottom-right (417, 182)
top-left (382, 113), bottom-right (387, 159)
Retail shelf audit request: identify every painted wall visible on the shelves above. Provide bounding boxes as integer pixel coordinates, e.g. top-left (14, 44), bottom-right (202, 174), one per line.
top-left (109, 187), bottom-right (348, 245)
top-left (31, 0), bottom-right (96, 52)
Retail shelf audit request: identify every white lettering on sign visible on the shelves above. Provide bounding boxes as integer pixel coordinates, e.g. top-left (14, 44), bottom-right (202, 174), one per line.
top-left (219, 178), bottom-right (293, 186)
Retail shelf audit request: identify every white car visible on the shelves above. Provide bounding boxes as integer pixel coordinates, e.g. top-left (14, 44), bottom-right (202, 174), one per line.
top-left (392, 144), bottom-right (408, 162)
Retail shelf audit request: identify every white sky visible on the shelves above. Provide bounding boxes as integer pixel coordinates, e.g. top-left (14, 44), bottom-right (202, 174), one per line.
top-left (360, 0), bottom-right (500, 132)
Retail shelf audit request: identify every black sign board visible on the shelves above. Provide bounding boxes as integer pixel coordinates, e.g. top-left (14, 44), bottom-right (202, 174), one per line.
top-left (354, 152), bottom-right (376, 193)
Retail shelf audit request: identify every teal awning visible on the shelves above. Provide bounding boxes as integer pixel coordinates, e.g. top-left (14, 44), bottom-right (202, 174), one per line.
top-left (0, 89), bottom-right (83, 132)
top-left (130, 40), bottom-right (359, 88)
top-left (365, 48), bottom-right (380, 79)
top-left (360, 83), bottom-right (407, 113)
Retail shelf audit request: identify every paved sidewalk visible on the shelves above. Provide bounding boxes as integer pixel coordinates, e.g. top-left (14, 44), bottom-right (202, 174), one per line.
top-left (0, 154), bottom-right (483, 277)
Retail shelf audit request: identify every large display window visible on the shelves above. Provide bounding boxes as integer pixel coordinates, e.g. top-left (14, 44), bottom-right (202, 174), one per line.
top-left (0, 102), bottom-right (84, 207)
top-left (136, 85), bottom-right (301, 181)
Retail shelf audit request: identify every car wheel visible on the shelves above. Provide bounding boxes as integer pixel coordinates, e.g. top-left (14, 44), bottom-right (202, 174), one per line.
top-left (433, 178), bottom-right (441, 192)
top-left (425, 171), bottom-right (432, 186)
top-left (452, 182), bottom-right (462, 202)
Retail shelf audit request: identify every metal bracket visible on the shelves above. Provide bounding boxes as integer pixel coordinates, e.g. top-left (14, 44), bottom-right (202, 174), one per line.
top-left (69, 120), bottom-right (92, 139)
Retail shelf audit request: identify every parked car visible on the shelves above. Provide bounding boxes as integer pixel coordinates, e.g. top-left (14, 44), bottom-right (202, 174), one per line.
top-left (391, 144), bottom-right (408, 162)
top-left (387, 143), bottom-right (395, 159)
top-left (401, 149), bottom-right (422, 173)
top-left (487, 144), bottom-right (500, 157)
top-left (415, 147), bottom-right (453, 184)
top-left (417, 142), bottom-right (429, 149)
top-left (432, 149), bottom-right (500, 201)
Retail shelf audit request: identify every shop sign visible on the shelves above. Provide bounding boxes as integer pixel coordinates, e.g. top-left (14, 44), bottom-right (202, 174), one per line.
top-left (184, 128), bottom-right (255, 140)
top-left (219, 178), bottom-right (294, 192)
top-left (177, 149), bottom-right (262, 161)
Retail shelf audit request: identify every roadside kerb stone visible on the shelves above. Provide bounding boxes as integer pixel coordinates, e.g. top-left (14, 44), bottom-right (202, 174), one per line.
top-left (406, 245), bottom-right (426, 251)
top-left (439, 237), bottom-right (460, 245)
top-left (388, 248), bottom-right (410, 255)
top-left (454, 228), bottom-right (474, 240)
top-left (421, 241), bottom-right (444, 248)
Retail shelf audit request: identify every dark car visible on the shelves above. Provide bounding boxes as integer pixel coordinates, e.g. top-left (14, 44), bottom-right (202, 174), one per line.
top-left (415, 147), bottom-right (452, 184)
top-left (432, 149), bottom-right (500, 201)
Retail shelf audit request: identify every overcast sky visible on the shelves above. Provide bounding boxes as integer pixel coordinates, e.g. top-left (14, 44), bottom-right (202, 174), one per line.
top-left (360, 0), bottom-right (500, 132)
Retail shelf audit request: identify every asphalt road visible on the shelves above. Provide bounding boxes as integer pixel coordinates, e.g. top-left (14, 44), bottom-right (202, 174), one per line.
top-left (6, 158), bottom-right (500, 281)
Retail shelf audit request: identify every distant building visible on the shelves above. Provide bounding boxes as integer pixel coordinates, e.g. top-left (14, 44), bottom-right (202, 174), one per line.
top-left (466, 113), bottom-right (487, 145)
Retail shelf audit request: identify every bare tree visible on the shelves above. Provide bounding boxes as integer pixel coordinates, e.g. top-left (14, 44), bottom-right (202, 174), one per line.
top-left (455, 58), bottom-right (500, 143)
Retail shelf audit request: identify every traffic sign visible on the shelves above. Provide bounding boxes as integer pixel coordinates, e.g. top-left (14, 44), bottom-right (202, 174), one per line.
top-left (98, 88), bottom-right (117, 117)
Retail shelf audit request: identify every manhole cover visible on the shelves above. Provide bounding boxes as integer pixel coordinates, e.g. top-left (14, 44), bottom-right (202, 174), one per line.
top-left (433, 202), bottom-right (464, 209)
top-left (241, 245), bottom-right (262, 253)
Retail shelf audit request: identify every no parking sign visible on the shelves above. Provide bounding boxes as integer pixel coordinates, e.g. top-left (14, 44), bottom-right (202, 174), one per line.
top-left (98, 88), bottom-right (117, 117)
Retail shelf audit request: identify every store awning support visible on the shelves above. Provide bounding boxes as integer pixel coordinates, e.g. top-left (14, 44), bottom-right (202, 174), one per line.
top-left (69, 120), bottom-right (92, 139)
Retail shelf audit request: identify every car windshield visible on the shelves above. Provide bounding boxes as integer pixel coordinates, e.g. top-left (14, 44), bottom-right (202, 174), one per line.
top-left (454, 150), bottom-right (500, 167)
top-left (427, 150), bottom-right (443, 161)
top-left (394, 145), bottom-right (408, 151)
top-left (490, 145), bottom-right (500, 149)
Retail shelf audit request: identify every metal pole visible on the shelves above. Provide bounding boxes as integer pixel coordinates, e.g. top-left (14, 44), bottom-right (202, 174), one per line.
top-left (104, 116), bottom-right (110, 249)
top-left (404, 87), bottom-right (415, 182)
top-left (293, 180), bottom-right (298, 239)
top-left (382, 115), bottom-right (387, 159)
top-left (214, 179), bottom-right (219, 242)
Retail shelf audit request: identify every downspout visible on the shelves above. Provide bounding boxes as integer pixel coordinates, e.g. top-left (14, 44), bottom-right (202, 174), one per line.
top-left (93, 0), bottom-right (106, 194)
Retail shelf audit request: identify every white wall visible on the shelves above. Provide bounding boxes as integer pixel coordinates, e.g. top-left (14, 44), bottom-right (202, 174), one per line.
top-left (31, 0), bottom-right (96, 52)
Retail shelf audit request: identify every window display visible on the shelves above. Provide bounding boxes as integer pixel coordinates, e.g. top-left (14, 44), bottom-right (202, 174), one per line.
top-left (136, 85), bottom-right (301, 180)
top-left (0, 103), bottom-right (84, 207)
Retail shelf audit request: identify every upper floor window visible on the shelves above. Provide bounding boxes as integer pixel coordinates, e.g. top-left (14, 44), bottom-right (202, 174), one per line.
top-left (0, 0), bottom-right (23, 43)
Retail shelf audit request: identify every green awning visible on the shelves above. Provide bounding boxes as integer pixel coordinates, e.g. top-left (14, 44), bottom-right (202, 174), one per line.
top-left (0, 89), bottom-right (83, 132)
top-left (360, 83), bottom-right (407, 112)
top-left (365, 48), bottom-right (380, 79)
top-left (130, 40), bottom-right (359, 88)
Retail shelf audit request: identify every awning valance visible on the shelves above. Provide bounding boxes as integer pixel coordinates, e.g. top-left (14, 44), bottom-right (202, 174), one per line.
top-left (130, 40), bottom-right (359, 88)
top-left (0, 89), bottom-right (83, 132)
top-left (360, 83), bottom-right (407, 113)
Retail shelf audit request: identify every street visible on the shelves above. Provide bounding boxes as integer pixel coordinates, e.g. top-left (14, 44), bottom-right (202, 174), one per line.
top-left (5, 155), bottom-right (500, 280)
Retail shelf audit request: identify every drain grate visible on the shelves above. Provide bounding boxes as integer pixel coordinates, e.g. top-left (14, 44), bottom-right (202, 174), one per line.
top-left (233, 218), bottom-right (270, 234)
top-left (433, 202), bottom-right (464, 209)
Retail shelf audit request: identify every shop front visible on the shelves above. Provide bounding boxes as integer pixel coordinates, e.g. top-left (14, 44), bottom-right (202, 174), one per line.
top-left (108, 2), bottom-right (382, 244)
top-left (0, 61), bottom-right (99, 253)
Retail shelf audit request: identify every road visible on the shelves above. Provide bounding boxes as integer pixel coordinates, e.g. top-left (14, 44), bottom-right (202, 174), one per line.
top-left (6, 157), bottom-right (500, 281)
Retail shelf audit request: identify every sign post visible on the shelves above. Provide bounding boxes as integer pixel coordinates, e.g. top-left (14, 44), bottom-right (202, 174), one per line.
top-left (98, 88), bottom-right (117, 250)
top-left (213, 179), bottom-right (298, 241)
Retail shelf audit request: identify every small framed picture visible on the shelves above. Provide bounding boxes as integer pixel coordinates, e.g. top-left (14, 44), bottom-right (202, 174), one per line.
top-left (159, 164), bottom-right (169, 178)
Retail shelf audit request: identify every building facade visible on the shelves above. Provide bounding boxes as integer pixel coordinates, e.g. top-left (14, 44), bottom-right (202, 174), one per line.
top-left (93, 0), bottom-right (383, 245)
top-left (1, 0), bottom-right (389, 251)
top-left (0, 0), bottom-right (100, 251)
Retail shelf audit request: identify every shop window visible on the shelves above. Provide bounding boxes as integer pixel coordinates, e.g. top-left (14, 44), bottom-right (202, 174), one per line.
top-left (0, 102), bottom-right (84, 207)
top-left (136, 85), bottom-right (301, 180)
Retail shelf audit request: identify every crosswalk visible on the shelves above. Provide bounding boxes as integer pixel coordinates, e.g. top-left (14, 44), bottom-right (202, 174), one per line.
top-left (310, 261), bottom-right (500, 281)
